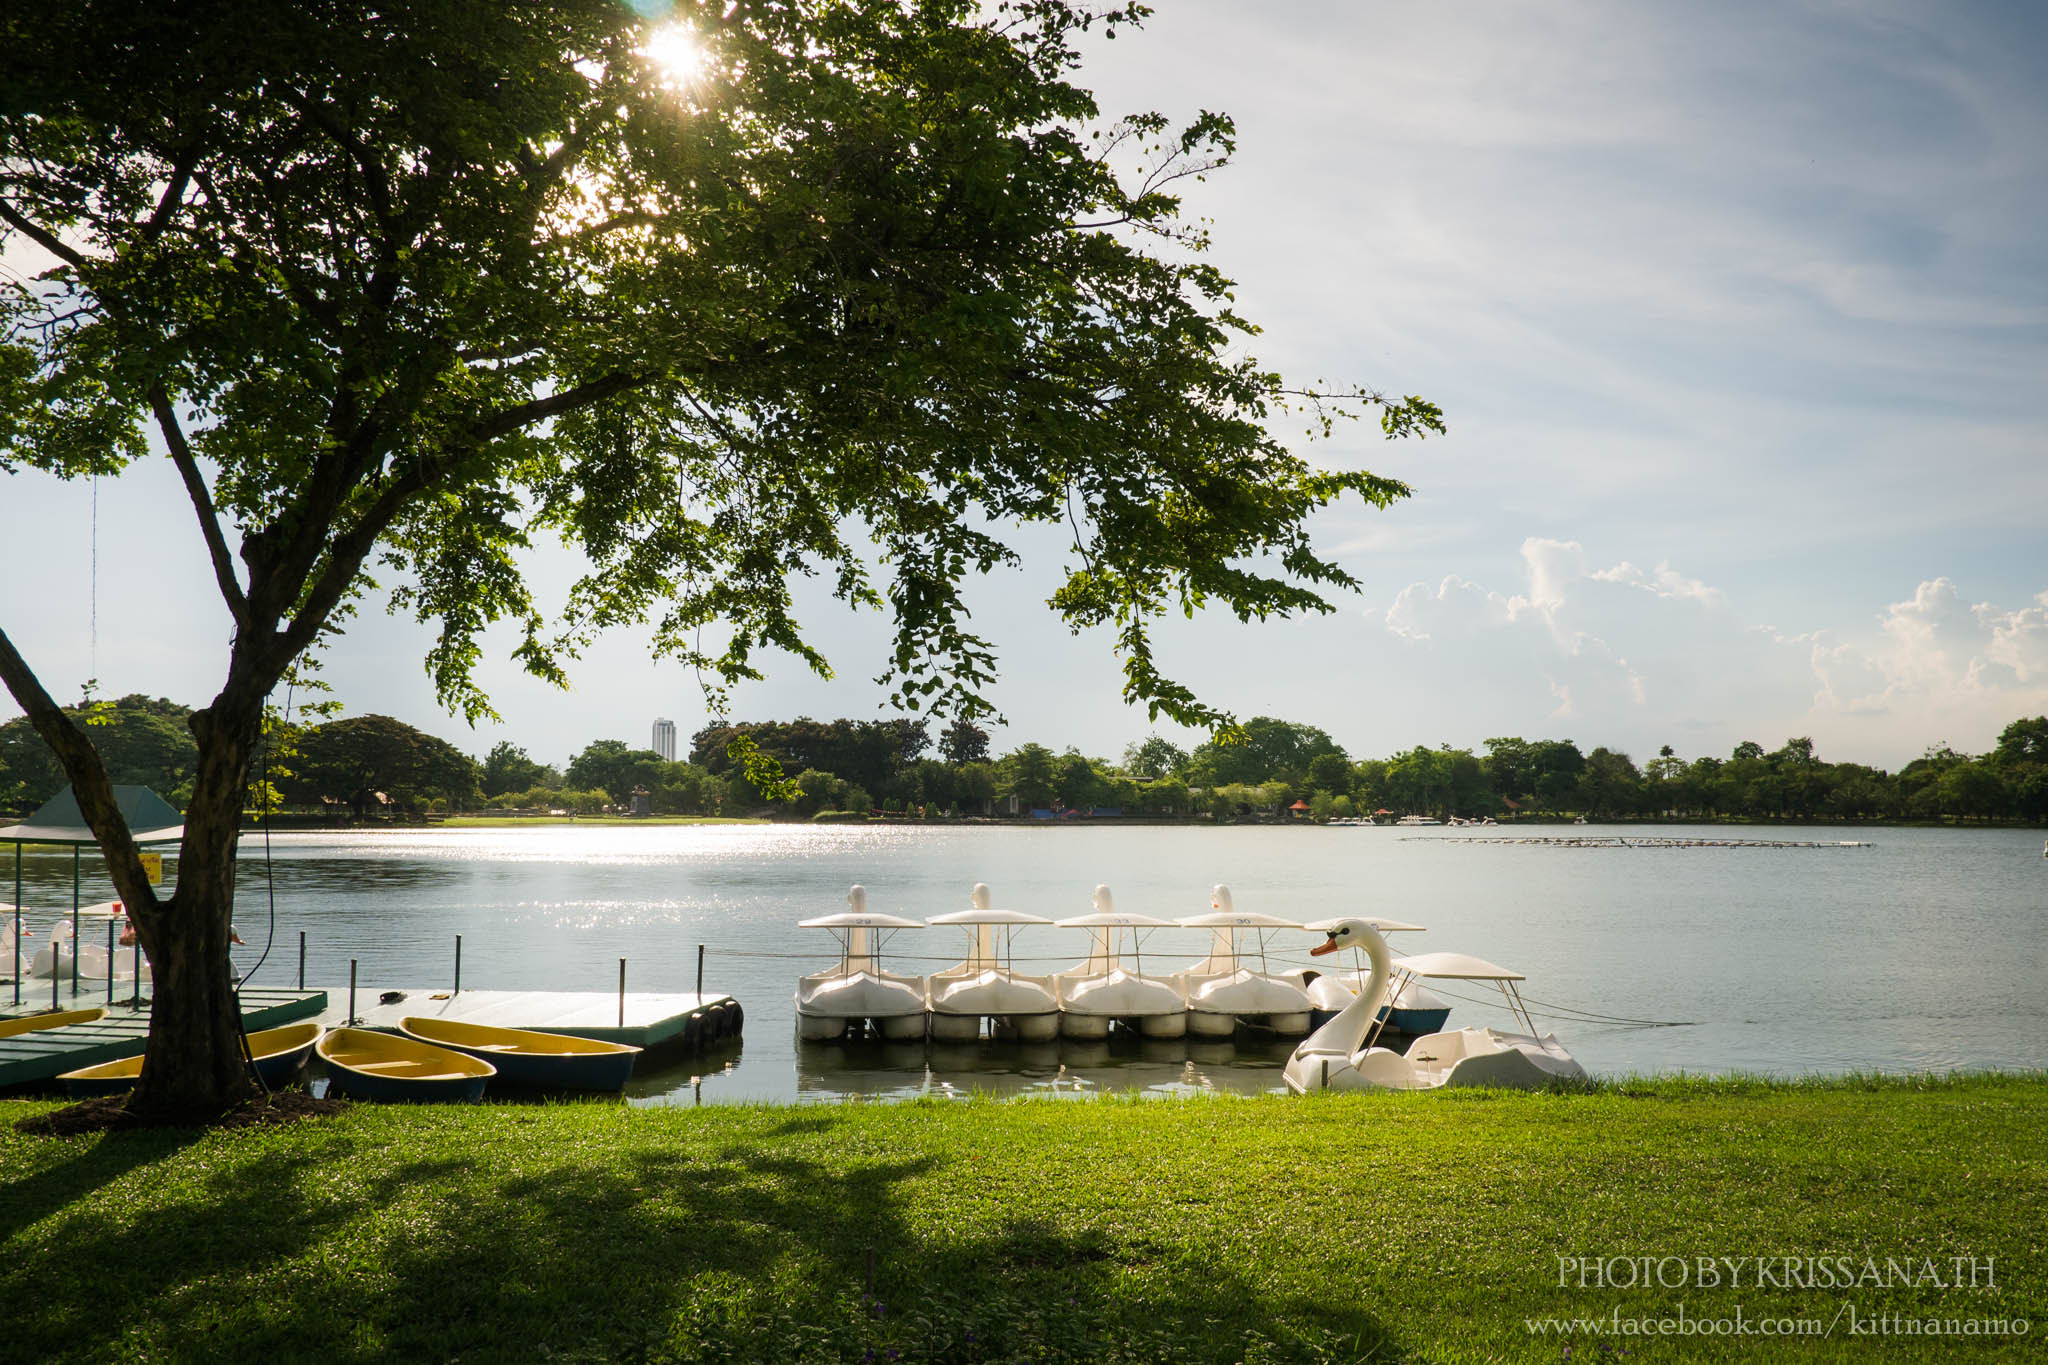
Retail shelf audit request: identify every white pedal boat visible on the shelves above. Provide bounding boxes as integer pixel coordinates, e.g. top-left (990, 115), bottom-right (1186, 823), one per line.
top-left (1054, 886), bottom-right (1187, 1039)
top-left (925, 883), bottom-right (1059, 1042)
top-left (1284, 919), bottom-right (1587, 1092)
top-left (794, 886), bottom-right (929, 1042)
top-left (1175, 886), bottom-right (1314, 1037)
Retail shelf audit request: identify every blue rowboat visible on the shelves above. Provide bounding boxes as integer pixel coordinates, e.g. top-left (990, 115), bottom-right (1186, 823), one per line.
top-left (316, 1027), bottom-right (494, 1102)
top-left (57, 1021), bottom-right (325, 1099)
top-left (397, 1015), bottom-right (641, 1092)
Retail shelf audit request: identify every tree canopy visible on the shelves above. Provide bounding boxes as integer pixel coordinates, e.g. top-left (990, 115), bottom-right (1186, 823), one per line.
top-left (0, 0), bottom-right (1434, 1117)
top-left (283, 713), bottom-right (478, 816)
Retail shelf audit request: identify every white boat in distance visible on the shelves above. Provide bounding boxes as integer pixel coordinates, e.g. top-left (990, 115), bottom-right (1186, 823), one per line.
top-left (1054, 886), bottom-right (1187, 1039)
top-left (1176, 886), bottom-right (1314, 1037)
top-left (925, 883), bottom-right (1060, 1042)
top-left (1284, 919), bottom-right (1587, 1093)
top-left (794, 886), bottom-right (929, 1042)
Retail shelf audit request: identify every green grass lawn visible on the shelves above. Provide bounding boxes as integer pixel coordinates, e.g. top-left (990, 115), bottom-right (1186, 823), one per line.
top-left (3, 1075), bottom-right (2042, 1363)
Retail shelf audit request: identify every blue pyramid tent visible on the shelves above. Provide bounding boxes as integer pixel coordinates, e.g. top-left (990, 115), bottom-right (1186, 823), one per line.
top-left (2, 785), bottom-right (183, 1006)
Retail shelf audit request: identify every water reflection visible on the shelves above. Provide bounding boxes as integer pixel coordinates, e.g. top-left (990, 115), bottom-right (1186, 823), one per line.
top-left (778, 1029), bottom-right (1303, 1103)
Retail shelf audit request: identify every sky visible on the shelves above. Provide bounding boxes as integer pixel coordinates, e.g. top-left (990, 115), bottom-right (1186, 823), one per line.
top-left (3, 0), bottom-right (2046, 773)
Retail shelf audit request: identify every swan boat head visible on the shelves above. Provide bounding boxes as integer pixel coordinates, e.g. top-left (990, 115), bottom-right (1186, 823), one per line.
top-left (1283, 918), bottom-right (1418, 1093)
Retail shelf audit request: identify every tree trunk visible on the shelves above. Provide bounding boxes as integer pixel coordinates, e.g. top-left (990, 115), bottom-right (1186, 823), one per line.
top-left (126, 698), bottom-right (262, 1119)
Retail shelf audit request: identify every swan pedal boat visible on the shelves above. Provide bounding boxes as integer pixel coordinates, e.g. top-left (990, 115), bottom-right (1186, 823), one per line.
top-left (57, 1022), bottom-right (322, 1098)
top-left (1297, 914), bottom-right (1450, 1034)
top-left (1284, 919), bottom-right (1587, 1093)
top-left (317, 1026), bottom-right (495, 1102)
top-left (924, 884), bottom-right (1059, 1042)
top-left (397, 1016), bottom-right (641, 1091)
top-left (1053, 887), bottom-right (1187, 1039)
top-left (795, 887), bottom-right (930, 1042)
top-left (0, 1007), bottom-right (106, 1040)
top-left (1175, 887), bottom-right (1315, 1037)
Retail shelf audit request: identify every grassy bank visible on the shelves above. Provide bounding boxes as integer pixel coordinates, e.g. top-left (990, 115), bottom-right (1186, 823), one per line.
top-left (430, 814), bottom-right (766, 828)
top-left (4, 1076), bottom-right (2042, 1363)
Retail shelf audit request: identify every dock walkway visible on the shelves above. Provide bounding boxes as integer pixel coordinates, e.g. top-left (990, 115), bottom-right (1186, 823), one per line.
top-left (312, 987), bottom-right (740, 1048)
top-left (0, 989), bottom-right (328, 1089)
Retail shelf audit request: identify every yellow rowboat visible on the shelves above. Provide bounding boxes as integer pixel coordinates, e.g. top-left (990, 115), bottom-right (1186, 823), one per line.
top-left (0, 1007), bottom-right (105, 1040)
top-left (398, 1016), bottom-right (641, 1091)
top-left (57, 1021), bottom-right (324, 1099)
top-left (316, 1027), bottom-right (494, 1102)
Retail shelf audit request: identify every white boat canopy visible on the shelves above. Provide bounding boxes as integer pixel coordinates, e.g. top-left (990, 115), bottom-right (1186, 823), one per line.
top-left (799, 884), bottom-right (924, 931)
top-left (927, 881), bottom-right (1052, 927)
top-left (929, 907), bottom-right (1051, 925)
top-left (1180, 911), bottom-right (1303, 929)
top-left (798, 911), bottom-right (926, 930)
top-left (1055, 884), bottom-right (1172, 929)
top-left (1390, 950), bottom-right (1525, 981)
top-left (1057, 912), bottom-right (1175, 928)
top-left (1304, 915), bottom-right (1427, 934)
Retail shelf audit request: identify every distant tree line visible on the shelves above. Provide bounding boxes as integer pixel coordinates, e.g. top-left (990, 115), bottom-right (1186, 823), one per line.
top-left (3, 700), bottom-right (2044, 825)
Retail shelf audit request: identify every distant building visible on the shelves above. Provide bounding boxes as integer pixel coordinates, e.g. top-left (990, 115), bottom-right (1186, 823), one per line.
top-left (652, 717), bottom-right (677, 762)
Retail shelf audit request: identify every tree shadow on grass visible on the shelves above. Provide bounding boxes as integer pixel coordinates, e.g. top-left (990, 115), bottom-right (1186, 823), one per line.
top-left (0, 1124), bottom-right (198, 1243)
top-left (3, 1112), bottom-right (1400, 1364)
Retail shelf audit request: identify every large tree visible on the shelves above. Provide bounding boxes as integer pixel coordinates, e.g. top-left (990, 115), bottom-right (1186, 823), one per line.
top-left (283, 713), bottom-right (478, 817)
top-left (0, 0), bottom-right (1433, 1117)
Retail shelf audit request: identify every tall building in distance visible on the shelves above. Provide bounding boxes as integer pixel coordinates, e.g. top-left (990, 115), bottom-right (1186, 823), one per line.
top-left (651, 717), bottom-right (677, 762)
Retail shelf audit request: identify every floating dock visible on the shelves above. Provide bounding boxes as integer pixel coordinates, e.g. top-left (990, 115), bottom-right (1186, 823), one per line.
top-left (0, 988), bottom-right (327, 1089)
top-left (311, 987), bottom-right (742, 1049)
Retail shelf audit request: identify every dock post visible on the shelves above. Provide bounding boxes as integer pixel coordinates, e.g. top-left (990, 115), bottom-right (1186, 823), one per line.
top-left (619, 958), bottom-right (626, 1027)
top-left (297, 931), bottom-right (305, 990)
top-left (106, 920), bottom-right (115, 1002)
top-left (696, 943), bottom-right (704, 1000)
top-left (130, 935), bottom-right (141, 1008)
top-left (348, 959), bottom-right (358, 1025)
top-left (454, 934), bottom-right (462, 995)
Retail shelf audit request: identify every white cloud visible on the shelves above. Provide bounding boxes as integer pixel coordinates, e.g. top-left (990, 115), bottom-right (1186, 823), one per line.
top-left (1377, 541), bottom-right (2048, 765)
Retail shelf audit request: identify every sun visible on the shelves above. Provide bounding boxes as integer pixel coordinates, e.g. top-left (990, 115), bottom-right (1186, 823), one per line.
top-left (639, 22), bottom-right (706, 89)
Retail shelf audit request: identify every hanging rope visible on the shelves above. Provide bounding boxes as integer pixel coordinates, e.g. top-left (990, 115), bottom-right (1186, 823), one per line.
top-left (87, 476), bottom-right (98, 696)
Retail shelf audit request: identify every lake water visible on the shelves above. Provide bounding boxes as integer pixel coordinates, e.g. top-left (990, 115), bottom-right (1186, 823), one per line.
top-left (6, 823), bottom-right (2044, 1103)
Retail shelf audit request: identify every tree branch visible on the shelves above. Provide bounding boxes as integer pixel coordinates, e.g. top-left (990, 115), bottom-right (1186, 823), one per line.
top-left (141, 147), bottom-right (200, 241)
top-left (151, 390), bottom-right (250, 631)
top-left (472, 371), bottom-right (646, 442)
top-left (0, 198), bottom-right (91, 270)
top-left (0, 626), bottom-right (157, 913)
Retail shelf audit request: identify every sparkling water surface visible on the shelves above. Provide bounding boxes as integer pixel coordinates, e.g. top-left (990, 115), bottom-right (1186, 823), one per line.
top-left (6, 823), bottom-right (2043, 1103)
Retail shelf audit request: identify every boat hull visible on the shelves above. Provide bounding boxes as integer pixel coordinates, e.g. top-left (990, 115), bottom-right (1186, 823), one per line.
top-left (0, 1007), bottom-right (105, 1040)
top-left (795, 969), bottom-right (929, 1043)
top-left (397, 1017), bottom-right (641, 1092)
top-left (1057, 968), bottom-right (1186, 1037)
top-left (928, 968), bottom-right (1060, 1044)
top-left (58, 1022), bottom-right (323, 1098)
top-left (317, 1027), bottom-right (494, 1102)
